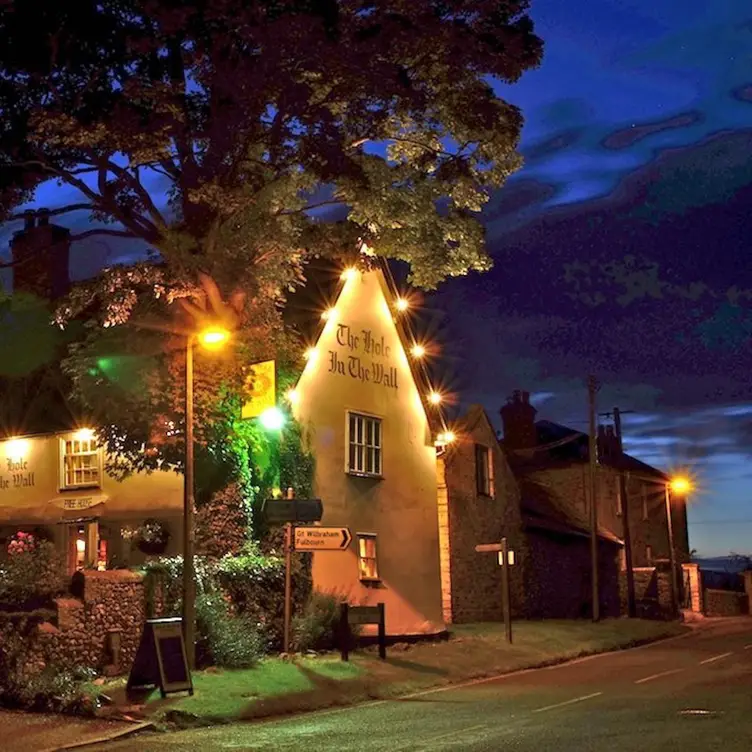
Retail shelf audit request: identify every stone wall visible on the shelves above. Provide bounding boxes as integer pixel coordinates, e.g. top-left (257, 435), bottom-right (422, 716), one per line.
top-left (525, 531), bottom-right (622, 619)
top-left (443, 407), bottom-right (526, 623)
top-left (2, 570), bottom-right (145, 678)
top-left (704, 588), bottom-right (749, 617)
top-left (620, 566), bottom-right (675, 618)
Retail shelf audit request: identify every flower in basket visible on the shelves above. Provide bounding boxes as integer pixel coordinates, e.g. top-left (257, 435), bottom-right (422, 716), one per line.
top-left (129, 518), bottom-right (170, 555)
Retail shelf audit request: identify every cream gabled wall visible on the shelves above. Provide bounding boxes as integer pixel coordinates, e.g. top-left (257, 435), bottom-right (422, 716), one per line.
top-left (0, 433), bottom-right (182, 524)
top-left (293, 269), bottom-right (444, 635)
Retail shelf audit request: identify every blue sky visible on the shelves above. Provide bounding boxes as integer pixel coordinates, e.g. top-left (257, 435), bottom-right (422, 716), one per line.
top-left (2, 1), bottom-right (750, 556)
top-left (432, 0), bottom-right (752, 556)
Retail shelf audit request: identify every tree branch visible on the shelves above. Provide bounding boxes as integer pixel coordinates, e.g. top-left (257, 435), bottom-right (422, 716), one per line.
top-left (70, 228), bottom-right (137, 242)
top-left (7, 203), bottom-right (94, 221)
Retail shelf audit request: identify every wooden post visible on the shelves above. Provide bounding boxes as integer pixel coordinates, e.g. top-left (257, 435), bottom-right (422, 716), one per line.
top-left (283, 521), bottom-right (293, 653)
top-left (500, 537), bottom-right (512, 644)
top-left (183, 335), bottom-right (196, 669)
top-left (377, 602), bottom-right (386, 659)
top-left (339, 603), bottom-right (350, 662)
top-left (588, 375), bottom-right (600, 622)
top-left (613, 408), bottom-right (636, 617)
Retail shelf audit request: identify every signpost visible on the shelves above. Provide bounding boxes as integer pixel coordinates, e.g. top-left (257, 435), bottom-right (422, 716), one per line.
top-left (475, 537), bottom-right (515, 644)
top-left (339, 603), bottom-right (386, 661)
top-left (294, 526), bottom-right (352, 551)
top-left (261, 496), bottom-right (353, 653)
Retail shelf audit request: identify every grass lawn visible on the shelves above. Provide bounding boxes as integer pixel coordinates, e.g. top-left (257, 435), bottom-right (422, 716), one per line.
top-left (108, 618), bottom-right (687, 725)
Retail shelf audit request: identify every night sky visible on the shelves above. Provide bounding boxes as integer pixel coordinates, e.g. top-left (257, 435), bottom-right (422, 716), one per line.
top-left (2, 0), bottom-right (751, 556)
top-left (432, 0), bottom-right (752, 557)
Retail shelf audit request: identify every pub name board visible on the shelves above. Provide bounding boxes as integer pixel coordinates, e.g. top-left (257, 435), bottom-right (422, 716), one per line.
top-left (328, 324), bottom-right (398, 390)
top-left (0, 459), bottom-right (35, 491)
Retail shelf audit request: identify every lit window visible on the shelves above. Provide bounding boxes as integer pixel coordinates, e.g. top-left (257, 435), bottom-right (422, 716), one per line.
top-left (641, 486), bottom-right (648, 521)
top-left (61, 434), bottom-right (102, 489)
top-left (358, 534), bottom-right (379, 581)
top-left (646, 544), bottom-right (653, 564)
top-left (475, 444), bottom-right (494, 497)
top-left (347, 412), bottom-right (382, 477)
top-left (616, 484), bottom-right (623, 516)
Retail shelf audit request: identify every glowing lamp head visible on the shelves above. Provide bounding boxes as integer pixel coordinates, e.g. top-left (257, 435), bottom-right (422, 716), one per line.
top-left (286, 388), bottom-right (299, 405)
top-left (259, 406), bottom-right (285, 431)
top-left (198, 327), bottom-right (231, 350)
top-left (321, 308), bottom-right (336, 322)
top-left (669, 476), bottom-right (692, 495)
top-left (395, 297), bottom-right (409, 312)
top-left (428, 391), bottom-right (443, 406)
top-left (303, 347), bottom-right (317, 362)
top-left (340, 267), bottom-right (358, 281)
top-left (411, 344), bottom-right (426, 359)
top-left (73, 428), bottom-right (95, 442)
top-left (5, 438), bottom-right (29, 462)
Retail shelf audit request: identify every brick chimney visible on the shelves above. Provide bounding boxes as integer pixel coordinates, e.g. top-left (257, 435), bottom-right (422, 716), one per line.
top-left (500, 390), bottom-right (537, 450)
top-left (597, 424), bottom-right (621, 461)
top-left (10, 209), bottom-right (71, 300)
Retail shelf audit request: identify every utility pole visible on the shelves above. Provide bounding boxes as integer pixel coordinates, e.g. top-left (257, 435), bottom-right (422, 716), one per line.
top-left (613, 408), bottom-right (636, 618)
top-left (588, 375), bottom-right (600, 622)
top-left (183, 336), bottom-right (196, 669)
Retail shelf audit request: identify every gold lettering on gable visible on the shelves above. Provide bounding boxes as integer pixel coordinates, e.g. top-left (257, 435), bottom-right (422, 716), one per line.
top-left (328, 323), bottom-right (398, 390)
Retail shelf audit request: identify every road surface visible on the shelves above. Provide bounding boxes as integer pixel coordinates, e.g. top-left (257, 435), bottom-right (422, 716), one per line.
top-left (94, 618), bottom-right (752, 751)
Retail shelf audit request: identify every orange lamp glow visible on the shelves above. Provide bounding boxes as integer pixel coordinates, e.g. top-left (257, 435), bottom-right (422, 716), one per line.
top-left (669, 476), bottom-right (692, 494)
top-left (303, 347), bottom-right (317, 362)
top-left (286, 388), bottom-right (299, 404)
top-left (428, 391), bottom-right (443, 406)
top-left (411, 344), bottom-right (426, 358)
top-left (340, 267), bottom-right (358, 281)
top-left (395, 297), bottom-right (409, 312)
top-left (198, 326), bottom-right (231, 350)
top-left (321, 308), bottom-right (336, 321)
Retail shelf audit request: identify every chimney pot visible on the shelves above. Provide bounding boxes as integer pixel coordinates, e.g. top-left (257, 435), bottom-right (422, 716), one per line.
top-left (23, 210), bottom-right (35, 230)
top-left (38, 208), bottom-right (50, 226)
top-left (500, 388), bottom-right (538, 450)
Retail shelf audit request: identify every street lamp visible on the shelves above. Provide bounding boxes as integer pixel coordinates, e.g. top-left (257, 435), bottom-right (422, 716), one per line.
top-left (665, 475), bottom-right (693, 615)
top-left (183, 325), bottom-right (231, 669)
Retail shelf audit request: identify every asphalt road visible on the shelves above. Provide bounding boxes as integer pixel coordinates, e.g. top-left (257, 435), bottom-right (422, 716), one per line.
top-left (93, 618), bottom-right (752, 752)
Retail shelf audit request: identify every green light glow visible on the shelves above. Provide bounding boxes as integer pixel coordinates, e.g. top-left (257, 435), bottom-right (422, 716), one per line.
top-left (259, 407), bottom-right (285, 431)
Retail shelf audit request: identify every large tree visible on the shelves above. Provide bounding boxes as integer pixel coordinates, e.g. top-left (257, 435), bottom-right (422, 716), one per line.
top-left (1, 1), bottom-right (542, 292)
top-left (1, 1), bottom-right (542, 488)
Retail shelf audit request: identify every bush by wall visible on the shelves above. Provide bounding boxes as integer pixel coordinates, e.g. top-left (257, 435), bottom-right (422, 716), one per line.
top-left (292, 592), bottom-right (347, 652)
top-left (0, 533), bottom-right (66, 608)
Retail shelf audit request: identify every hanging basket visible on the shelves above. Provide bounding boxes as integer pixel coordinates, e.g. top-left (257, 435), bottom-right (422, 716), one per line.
top-left (130, 519), bottom-right (170, 556)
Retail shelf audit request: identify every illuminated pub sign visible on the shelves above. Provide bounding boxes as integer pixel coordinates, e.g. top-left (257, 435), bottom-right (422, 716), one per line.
top-left (328, 323), bottom-right (398, 389)
top-left (0, 457), bottom-right (35, 491)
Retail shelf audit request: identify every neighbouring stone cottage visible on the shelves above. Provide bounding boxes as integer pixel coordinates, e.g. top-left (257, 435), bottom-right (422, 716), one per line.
top-left (440, 401), bottom-right (622, 622)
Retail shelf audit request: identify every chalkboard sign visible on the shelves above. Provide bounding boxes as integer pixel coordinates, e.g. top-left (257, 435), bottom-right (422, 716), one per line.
top-left (127, 617), bottom-right (193, 698)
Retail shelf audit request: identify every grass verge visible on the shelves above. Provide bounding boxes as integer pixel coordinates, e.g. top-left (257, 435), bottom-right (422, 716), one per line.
top-left (103, 618), bottom-right (688, 726)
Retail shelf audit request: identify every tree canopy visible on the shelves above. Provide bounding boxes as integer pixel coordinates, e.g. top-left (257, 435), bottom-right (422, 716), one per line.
top-left (1, 0), bottom-right (542, 293)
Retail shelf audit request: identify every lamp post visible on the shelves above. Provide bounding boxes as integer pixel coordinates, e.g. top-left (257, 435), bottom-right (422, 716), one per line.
top-left (183, 326), bottom-right (230, 669)
top-left (665, 475), bottom-right (692, 616)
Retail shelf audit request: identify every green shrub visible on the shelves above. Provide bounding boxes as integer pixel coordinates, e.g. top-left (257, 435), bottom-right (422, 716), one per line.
top-left (196, 594), bottom-right (263, 669)
top-left (0, 661), bottom-right (97, 716)
top-left (292, 592), bottom-right (346, 652)
top-left (0, 534), bottom-right (66, 607)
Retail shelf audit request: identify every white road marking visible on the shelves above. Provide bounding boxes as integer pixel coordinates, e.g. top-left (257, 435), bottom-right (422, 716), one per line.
top-left (412, 722), bottom-right (488, 748)
top-left (532, 692), bottom-right (603, 713)
top-left (634, 668), bottom-right (684, 684)
top-left (699, 651), bottom-right (733, 665)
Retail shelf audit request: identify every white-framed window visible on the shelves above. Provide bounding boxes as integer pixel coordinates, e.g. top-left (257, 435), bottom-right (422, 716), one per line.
top-left (347, 412), bottom-right (382, 477)
top-left (475, 444), bottom-right (494, 497)
top-left (60, 434), bottom-right (102, 489)
top-left (357, 533), bottom-right (379, 581)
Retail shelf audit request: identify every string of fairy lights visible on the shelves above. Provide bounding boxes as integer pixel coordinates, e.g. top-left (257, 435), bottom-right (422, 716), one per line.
top-left (284, 261), bottom-right (457, 449)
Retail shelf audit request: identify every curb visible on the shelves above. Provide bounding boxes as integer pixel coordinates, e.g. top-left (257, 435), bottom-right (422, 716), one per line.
top-left (41, 721), bottom-right (155, 752)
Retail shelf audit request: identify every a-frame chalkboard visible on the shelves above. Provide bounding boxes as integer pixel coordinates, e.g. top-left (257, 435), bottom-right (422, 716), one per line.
top-left (127, 617), bottom-right (193, 698)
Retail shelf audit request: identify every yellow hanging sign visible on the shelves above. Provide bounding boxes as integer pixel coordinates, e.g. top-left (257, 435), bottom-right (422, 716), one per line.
top-left (242, 360), bottom-right (276, 419)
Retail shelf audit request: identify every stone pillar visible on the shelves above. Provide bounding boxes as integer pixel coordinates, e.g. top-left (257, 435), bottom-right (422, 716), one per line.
top-left (436, 456), bottom-right (453, 624)
top-left (682, 563), bottom-right (703, 613)
top-left (743, 570), bottom-right (752, 615)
